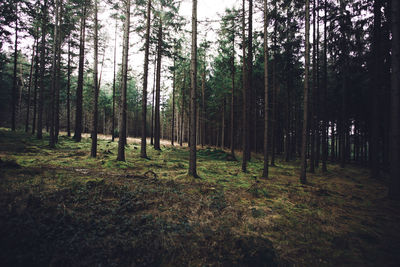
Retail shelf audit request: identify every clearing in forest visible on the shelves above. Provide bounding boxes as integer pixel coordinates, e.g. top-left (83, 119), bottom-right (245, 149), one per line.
top-left (0, 129), bottom-right (399, 266)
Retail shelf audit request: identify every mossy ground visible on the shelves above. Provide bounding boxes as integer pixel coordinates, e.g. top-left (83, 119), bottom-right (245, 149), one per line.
top-left (0, 128), bottom-right (399, 266)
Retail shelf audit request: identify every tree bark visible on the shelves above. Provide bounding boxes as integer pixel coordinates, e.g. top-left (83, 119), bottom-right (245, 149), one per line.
top-left (141, 0), bottom-right (152, 158)
top-left (370, 0), bottom-right (382, 177)
top-left (389, 0), bottom-right (400, 199)
top-left (74, 4), bottom-right (87, 142)
top-left (154, 18), bottom-right (163, 151)
top-left (91, 0), bottom-right (99, 158)
top-left (32, 35), bottom-right (40, 135)
top-left (112, 21), bottom-right (117, 141)
top-left (67, 38), bottom-right (71, 137)
top-left (321, 0), bottom-right (328, 172)
top-left (262, 0), bottom-right (269, 179)
top-left (11, 4), bottom-right (18, 131)
top-left (300, 0), bottom-right (310, 184)
top-left (37, 0), bottom-right (47, 139)
top-left (241, 0), bottom-right (249, 172)
top-left (172, 53), bottom-right (176, 146)
top-left (49, 0), bottom-right (60, 148)
top-left (117, 0), bottom-right (131, 161)
top-left (25, 36), bottom-right (37, 133)
top-left (230, 21), bottom-right (235, 157)
top-left (188, 0), bottom-right (198, 177)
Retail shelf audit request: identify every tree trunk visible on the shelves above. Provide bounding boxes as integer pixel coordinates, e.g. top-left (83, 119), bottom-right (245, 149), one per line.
top-left (262, 0), bottom-right (269, 178)
top-left (32, 35), bottom-right (40, 135)
top-left (67, 38), bottom-right (71, 137)
top-left (241, 0), bottom-right (248, 172)
top-left (389, 0), bottom-right (400, 199)
top-left (151, 53), bottom-right (156, 145)
top-left (37, 0), bottom-right (47, 139)
top-left (112, 21), bottom-right (117, 141)
top-left (91, 0), bottom-right (99, 158)
top-left (55, 1), bottom-right (63, 143)
top-left (74, 4), bottom-right (87, 142)
top-left (370, 0), bottom-right (382, 177)
top-left (221, 97), bottom-right (225, 149)
top-left (172, 53), bottom-right (176, 146)
top-left (300, 0), bottom-right (310, 184)
top-left (117, 0), bottom-right (131, 161)
top-left (154, 18), bottom-right (162, 151)
top-left (141, 0), bottom-right (151, 157)
top-left (270, 0), bottom-right (277, 167)
top-left (247, 0), bottom-right (253, 161)
top-left (188, 0), bottom-right (198, 177)
top-left (49, 0), bottom-right (60, 148)
top-left (321, 0), bottom-right (328, 172)
top-left (25, 36), bottom-right (37, 133)
top-left (202, 62), bottom-right (206, 147)
top-left (11, 4), bottom-right (18, 131)
top-left (309, 0), bottom-right (316, 173)
top-left (230, 22), bottom-right (235, 157)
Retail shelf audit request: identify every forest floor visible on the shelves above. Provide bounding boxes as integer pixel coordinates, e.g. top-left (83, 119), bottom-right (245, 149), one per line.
top-left (1, 128), bottom-right (400, 266)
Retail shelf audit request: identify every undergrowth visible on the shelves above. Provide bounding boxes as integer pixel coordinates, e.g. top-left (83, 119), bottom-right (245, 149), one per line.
top-left (0, 129), bottom-right (399, 266)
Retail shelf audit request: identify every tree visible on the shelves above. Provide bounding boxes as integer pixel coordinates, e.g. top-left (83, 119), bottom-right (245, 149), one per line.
top-left (154, 15), bottom-right (162, 151)
top-left (389, 0), bottom-right (400, 199)
top-left (74, 1), bottom-right (87, 142)
top-left (112, 20), bottom-right (117, 141)
top-left (49, 0), bottom-right (60, 148)
top-left (25, 33), bottom-right (38, 133)
top-left (11, 3), bottom-right (19, 131)
top-left (91, 0), bottom-right (99, 157)
top-left (262, 0), bottom-right (269, 179)
top-left (300, 0), bottom-right (310, 184)
top-left (188, 0), bottom-right (197, 177)
top-left (36, 0), bottom-right (48, 140)
top-left (117, 0), bottom-right (131, 161)
top-left (241, 0), bottom-right (248, 172)
top-left (140, 0), bottom-right (151, 159)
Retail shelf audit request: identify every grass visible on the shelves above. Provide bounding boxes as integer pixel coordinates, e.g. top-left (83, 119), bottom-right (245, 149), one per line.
top-left (0, 128), bottom-right (399, 266)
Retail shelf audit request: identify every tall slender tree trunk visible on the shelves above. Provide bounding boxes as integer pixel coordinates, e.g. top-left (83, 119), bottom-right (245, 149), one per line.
top-left (37, 0), bottom-right (47, 139)
top-left (50, 0), bottom-right (60, 148)
top-left (300, 0), bottom-right (310, 184)
top-left (230, 22), bottom-right (235, 157)
top-left (172, 54), bottom-right (176, 146)
top-left (188, 0), bottom-right (198, 177)
top-left (339, 0), bottom-right (347, 169)
top-left (151, 52), bottom-right (156, 145)
top-left (309, 0), bottom-right (317, 173)
top-left (67, 38), bottom-right (71, 137)
top-left (117, 0), bottom-right (131, 161)
top-left (270, 0), bottom-right (277, 167)
top-left (55, 1), bottom-right (63, 143)
top-left (91, 0), bottom-right (99, 157)
top-left (221, 97), bottom-right (225, 149)
top-left (25, 36), bottom-right (37, 133)
top-left (141, 0), bottom-right (152, 158)
top-left (112, 21), bottom-right (117, 141)
top-left (11, 5), bottom-right (18, 131)
top-left (201, 62), bottom-right (206, 147)
top-left (262, 0), bottom-right (269, 179)
top-left (389, 0), bottom-right (400, 199)
top-left (154, 18), bottom-right (163, 151)
top-left (247, 0), bottom-right (253, 161)
top-left (241, 0), bottom-right (249, 172)
top-left (32, 36), bottom-right (40, 135)
top-left (321, 0), bottom-right (328, 172)
top-left (74, 4), bottom-right (87, 142)
top-left (180, 73), bottom-right (185, 147)
top-left (370, 0), bottom-right (382, 177)
top-left (315, 0), bottom-right (321, 168)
